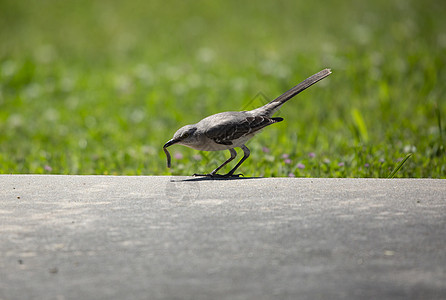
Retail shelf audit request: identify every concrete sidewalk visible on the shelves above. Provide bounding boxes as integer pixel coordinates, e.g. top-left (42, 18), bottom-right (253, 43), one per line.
top-left (1, 175), bottom-right (445, 300)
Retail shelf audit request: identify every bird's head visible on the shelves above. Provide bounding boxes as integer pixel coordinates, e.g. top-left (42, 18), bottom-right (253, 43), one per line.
top-left (163, 124), bottom-right (198, 168)
top-left (163, 125), bottom-right (198, 148)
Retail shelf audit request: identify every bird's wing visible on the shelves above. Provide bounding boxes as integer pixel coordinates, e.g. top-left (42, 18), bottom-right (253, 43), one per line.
top-left (205, 115), bottom-right (283, 145)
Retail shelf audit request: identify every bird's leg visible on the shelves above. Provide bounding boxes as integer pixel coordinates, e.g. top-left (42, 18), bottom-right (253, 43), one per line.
top-left (193, 148), bottom-right (237, 177)
top-left (223, 145), bottom-right (250, 177)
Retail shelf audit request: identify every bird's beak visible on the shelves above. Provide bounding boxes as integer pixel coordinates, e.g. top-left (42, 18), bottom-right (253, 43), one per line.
top-left (163, 138), bottom-right (180, 168)
top-left (163, 138), bottom-right (180, 148)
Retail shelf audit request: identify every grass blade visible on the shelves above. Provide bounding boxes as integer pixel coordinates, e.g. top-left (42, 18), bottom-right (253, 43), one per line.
top-left (435, 102), bottom-right (444, 147)
top-left (351, 108), bottom-right (369, 143)
top-left (387, 153), bottom-right (413, 178)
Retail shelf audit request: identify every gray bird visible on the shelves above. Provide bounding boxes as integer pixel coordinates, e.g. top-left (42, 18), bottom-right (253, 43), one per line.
top-left (163, 68), bottom-right (331, 177)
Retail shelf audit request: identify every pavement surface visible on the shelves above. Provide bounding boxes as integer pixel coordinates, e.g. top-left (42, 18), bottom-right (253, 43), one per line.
top-left (0, 175), bottom-right (445, 300)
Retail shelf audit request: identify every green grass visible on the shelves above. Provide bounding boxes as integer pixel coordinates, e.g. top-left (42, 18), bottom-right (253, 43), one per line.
top-left (0, 0), bottom-right (445, 178)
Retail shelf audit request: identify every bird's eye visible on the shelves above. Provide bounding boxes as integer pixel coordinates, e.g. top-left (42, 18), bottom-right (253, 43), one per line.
top-left (182, 132), bottom-right (189, 138)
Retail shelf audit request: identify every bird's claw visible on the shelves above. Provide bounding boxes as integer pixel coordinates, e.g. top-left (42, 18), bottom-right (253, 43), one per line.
top-left (193, 173), bottom-right (244, 178)
top-left (226, 173), bottom-right (244, 178)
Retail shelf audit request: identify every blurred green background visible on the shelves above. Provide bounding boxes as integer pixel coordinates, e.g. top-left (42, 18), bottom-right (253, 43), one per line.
top-left (0, 0), bottom-right (445, 177)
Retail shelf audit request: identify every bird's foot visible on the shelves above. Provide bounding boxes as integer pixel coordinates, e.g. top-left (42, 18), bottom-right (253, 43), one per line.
top-left (193, 173), bottom-right (244, 178)
top-left (224, 173), bottom-right (244, 178)
top-left (193, 173), bottom-right (211, 177)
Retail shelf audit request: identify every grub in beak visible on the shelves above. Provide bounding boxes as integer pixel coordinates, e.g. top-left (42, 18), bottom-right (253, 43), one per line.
top-left (163, 139), bottom-right (179, 168)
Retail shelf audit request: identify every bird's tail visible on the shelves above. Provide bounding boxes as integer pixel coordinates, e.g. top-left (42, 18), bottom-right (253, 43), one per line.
top-left (251, 68), bottom-right (332, 116)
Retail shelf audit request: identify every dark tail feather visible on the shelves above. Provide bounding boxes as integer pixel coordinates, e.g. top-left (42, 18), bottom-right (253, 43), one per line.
top-left (272, 117), bottom-right (284, 122)
top-left (271, 68), bottom-right (332, 105)
top-left (251, 68), bottom-right (332, 117)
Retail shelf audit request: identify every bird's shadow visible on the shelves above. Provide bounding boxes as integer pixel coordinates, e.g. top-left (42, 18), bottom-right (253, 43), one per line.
top-left (171, 175), bottom-right (262, 182)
